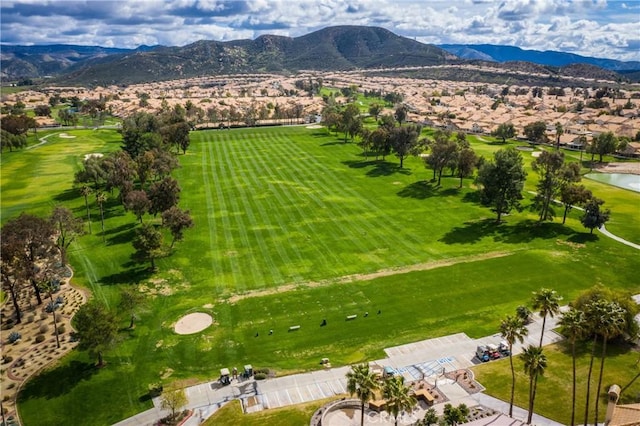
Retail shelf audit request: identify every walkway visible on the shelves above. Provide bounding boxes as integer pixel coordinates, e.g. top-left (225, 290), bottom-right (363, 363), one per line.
top-left (113, 312), bottom-right (565, 426)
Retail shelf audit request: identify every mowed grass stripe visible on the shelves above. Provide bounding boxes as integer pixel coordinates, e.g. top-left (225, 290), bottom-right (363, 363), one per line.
top-left (208, 137), bottom-right (241, 288)
top-left (215, 135), bottom-right (270, 291)
top-left (216, 132), bottom-right (287, 287)
top-left (200, 138), bottom-right (229, 291)
top-left (239, 133), bottom-right (341, 275)
top-left (262, 130), bottom-right (426, 265)
top-left (256, 131), bottom-right (377, 256)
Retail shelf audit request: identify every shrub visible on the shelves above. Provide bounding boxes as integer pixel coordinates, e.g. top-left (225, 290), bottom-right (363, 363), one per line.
top-left (35, 335), bottom-right (46, 343)
top-left (148, 382), bottom-right (163, 397)
top-left (516, 305), bottom-right (532, 324)
top-left (27, 314), bottom-right (35, 323)
top-left (8, 332), bottom-right (21, 344)
top-left (57, 325), bottom-right (66, 334)
top-left (254, 373), bottom-right (266, 380)
top-left (39, 323), bottom-right (50, 333)
top-left (3, 356), bottom-right (13, 364)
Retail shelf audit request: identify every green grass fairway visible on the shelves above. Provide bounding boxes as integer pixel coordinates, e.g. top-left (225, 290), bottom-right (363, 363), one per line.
top-left (3, 126), bottom-right (639, 425)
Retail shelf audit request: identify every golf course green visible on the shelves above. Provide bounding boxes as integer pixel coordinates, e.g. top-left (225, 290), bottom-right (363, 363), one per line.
top-left (1, 125), bottom-right (638, 425)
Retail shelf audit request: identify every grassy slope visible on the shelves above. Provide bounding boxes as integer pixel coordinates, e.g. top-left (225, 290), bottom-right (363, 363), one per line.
top-left (3, 126), bottom-right (638, 425)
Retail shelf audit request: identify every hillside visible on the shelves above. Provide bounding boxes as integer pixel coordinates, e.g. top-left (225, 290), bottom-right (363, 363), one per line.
top-left (51, 26), bottom-right (452, 86)
top-left (438, 43), bottom-right (640, 72)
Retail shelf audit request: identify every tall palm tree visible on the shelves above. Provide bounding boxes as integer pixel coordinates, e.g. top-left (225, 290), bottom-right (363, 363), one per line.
top-left (521, 345), bottom-right (547, 424)
top-left (559, 308), bottom-right (586, 426)
top-left (96, 191), bottom-right (107, 242)
top-left (346, 363), bottom-right (379, 426)
top-left (500, 315), bottom-right (529, 417)
top-left (382, 375), bottom-right (416, 426)
top-left (582, 299), bottom-right (606, 426)
top-left (531, 288), bottom-right (562, 347)
top-left (80, 185), bottom-right (92, 234)
top-left (593, 301), bottom-right (626, 425)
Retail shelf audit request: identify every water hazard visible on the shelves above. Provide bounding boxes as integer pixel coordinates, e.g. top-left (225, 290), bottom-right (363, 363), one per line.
top-left (585, 173), bottom-right (640, 193)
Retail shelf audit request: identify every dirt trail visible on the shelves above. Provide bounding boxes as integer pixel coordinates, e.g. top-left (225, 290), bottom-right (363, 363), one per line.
top-left (226, 251), bottom-right (515, 303)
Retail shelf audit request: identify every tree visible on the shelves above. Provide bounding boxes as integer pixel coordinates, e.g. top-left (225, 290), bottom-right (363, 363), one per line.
top-left (559, 308), bottom-right (586, 426)
top-left (160, 121), bottom-right (191, 154)
top-left (521, 345), bottom-right (547, 424)
top-left (75, 155), bottom-right (107, 191)
top-left (102, 151), bottom-right (137, 201)
top-left (422, 408), bottom-right (438, 425)
top-left (120, 112), bottom-right (161, 158)
top-left (382, 375), bottom-right (416, 426)
top-left (524, 121), bottom-right (548, 144)
top-left (394, 105), bottom-right (408, 125)
top-left (590, 132), bottom-right (618, 163)
top-left (96, 192), bottom-right (108, 242)
top-left (119, 287), bottom-right (144, 329)
top-left (346, 363), bottom-right (379, 426)
top-left (560, 184), bottom-right (592, 224)
top-left (132, 224), bottom-right (164, 270)
top-left (370, 127), bottom-right (391, 160)
top-left (79, 185), bottom-right (93, 234)
top-left (456, 147), bottom-right (477, 188)
top-left (73, 301), bottom-right (118, 367)
top-left (555, 122), bottom-right (564, 150)
top-left (426, 130), bottom-right (458, 186)
top-left (532, 150), bottom-right (565, 222)
top-left (500, 315), bottom-right (528, 417)
top-left (338, 103), bottom-right (362, 142)
top-left (492, 123), bottom-right (516, 143)
top-left (49, 206), bottom-right (84, 266)
top-left (476, 148), bottom-right (527, 223)
top-left (161, 207), bottom-right (194, 248)
top-left (147, 177), bottom-right (181, 217)
top-left (580, 197), bottom-right (610, 234)
top-left (390, 124), bottom-right (421, 168)
top-left (124, 190), bottom-right (151, 223)
top-left (0, 213), bottom-right (55, 306)
top-left (0, 129), bottom-right (27, 152)
top-left (1, 114), bottom-right (37, 136)
top-left (442, 403), bottom-right (469, 425)
top-left (592, 301), bottom-right (626, 425)
top-left (34, 104), bottom-right (51, 117)
top-left (368, 103), bottom-right (383, 121)
top-left (161, 386), bottom-right (188, 421)
top-left (531, 288), bottom-right (562, 347)
top-left (39, 277), bottom-right (63, 348)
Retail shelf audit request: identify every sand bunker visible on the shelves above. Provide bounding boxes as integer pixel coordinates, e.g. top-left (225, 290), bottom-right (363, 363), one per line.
top-left (306, 124), bottom-right (322, 129)
top-left (83, 153), bottom-right (104, 161)
top-left (174, 312), bottom-right (213, 335)
top-left (59, 133), bottom-right (76, 139)
top-left (531, 151), bottom-right (542, 157)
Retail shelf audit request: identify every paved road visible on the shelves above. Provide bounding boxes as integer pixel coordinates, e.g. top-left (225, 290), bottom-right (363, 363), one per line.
top-left (113, 312), bottom-right (565, 426)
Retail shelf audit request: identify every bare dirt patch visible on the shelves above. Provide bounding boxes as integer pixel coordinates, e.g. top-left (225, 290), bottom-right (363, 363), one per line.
top-left (306, 124), bottom-right (322, 129)
top-left (59, 133), bottom-right (76, 139)
top-left (174, 312), bottom-right (213, 335)
top-left (593, 162), bottom-right (640, 175)
top-left (227, 251), bottom-right (515, 304)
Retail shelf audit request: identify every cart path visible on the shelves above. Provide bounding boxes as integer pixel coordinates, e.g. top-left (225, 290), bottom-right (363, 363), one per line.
top-left (226, 251), bottom-right (516, 303)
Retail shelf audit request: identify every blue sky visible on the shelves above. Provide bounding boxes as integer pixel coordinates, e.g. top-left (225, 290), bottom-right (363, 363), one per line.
top-left (1, 0), bottom-right (639, 61)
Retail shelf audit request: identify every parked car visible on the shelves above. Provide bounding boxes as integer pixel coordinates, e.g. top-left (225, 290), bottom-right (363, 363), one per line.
top-left (498, 340), bottom-right (511, 356)
top-left (476, 345), bottom-right (490, 362)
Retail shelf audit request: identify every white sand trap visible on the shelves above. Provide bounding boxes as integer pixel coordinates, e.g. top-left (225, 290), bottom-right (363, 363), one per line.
top-left (174, 312), bottom-right (213, 335)
top-left (83, 153), bottom-right (104, 161)
top-left (306, 124), bottom-right (322, 129)
top-left (531, 151), bottom-right (542, 157)
top-left (59, 133), bottom-right (76, 139)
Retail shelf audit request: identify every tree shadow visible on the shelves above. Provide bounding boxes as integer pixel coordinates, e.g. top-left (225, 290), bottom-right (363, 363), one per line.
top-left (107, 227), bottom-right (137, 246)
top-left (397, 181), bottom-right (438, 199)
top-left (321, 140), bottom-right (347, 146)
top-left (102, 222), bottom-right (136, 236)
top-left (100, 267), bottom-right (153, 286)
top-left (17, 360), bottom-right (98, 401)
top-left (567, 233), bottom-right (599, 243)
top-left (440, 219), bottom-right (575, 245)
top-left (342, 160), bottom-right (411, 177)
top-left (461, 191), bottom-right (482, 204)
top-left (53, 188), bottom-right (79, 202)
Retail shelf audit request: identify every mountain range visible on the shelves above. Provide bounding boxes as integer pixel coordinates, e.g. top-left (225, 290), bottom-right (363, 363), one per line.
top-left (1, 26), bottom-right (639, 86)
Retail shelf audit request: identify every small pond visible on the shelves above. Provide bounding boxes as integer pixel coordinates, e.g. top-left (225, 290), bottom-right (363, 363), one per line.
top-left (585, 173), bottom-right (640, 193)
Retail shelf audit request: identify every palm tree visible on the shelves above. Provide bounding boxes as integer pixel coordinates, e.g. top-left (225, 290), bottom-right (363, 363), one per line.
top-left (531, 288), bottom-right (562, 347)
top-left (500, 315), bottom-right (529, 417)
top-left (582, 298), bottom-right (607, 426)
top-left (382, 375), bottom-right (416, 426)
top-left (346, 363), bottom-right (379, 426)
top-left (593, 301), bottom-right (626, 425)
top-left (555, 122), bottom-right (564, 150)
top-left (558, 308), bottom-right (586, 426)
top-left (96, 191), bottom-right (107, 242)
top-left (80, 185), bottom-right (92, 234)
top-left (521, 345), bottom-right (547, 424)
